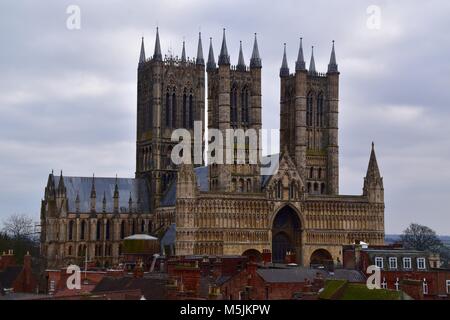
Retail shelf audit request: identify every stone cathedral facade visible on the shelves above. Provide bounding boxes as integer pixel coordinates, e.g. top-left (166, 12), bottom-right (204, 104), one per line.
top-left (40, 28), bottom-right (385, 269)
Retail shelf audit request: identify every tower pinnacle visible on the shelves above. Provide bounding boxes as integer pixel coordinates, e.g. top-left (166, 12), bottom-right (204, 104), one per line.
top-left (153, 27), bottom-right (162, 61)
top-left (295, 37), bottom-right (306, 71)
top-left (280, 43), bottom-right (289, 77)
top-left (309, 46), bottom-right (316, 74)
top-left (196, 32), bottom-right (204, 65)
top-left (328, 40), bottom-right (338, 73)
top-left (250, 33), bottom-right (262, 68)
top-left (218, 28), bottom-right (230, 65)
top-left (237, 41), bottom-right (246, 71)
top-left (139, 37), bottom-right (146, 64)
top-left (207, 37), bottom-right (216, 71)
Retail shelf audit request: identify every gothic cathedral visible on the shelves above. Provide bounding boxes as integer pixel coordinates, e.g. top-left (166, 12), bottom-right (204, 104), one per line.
top-left (40, 28), bottom-right (385, 268)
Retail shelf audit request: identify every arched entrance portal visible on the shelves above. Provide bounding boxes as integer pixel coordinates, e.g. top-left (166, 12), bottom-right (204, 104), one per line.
top-left (271, 206), bottom-right (301, 263)
top-left (310, 249), bottom-right (333, 269)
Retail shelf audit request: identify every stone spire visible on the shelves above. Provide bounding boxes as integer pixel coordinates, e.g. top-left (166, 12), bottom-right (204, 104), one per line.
top-left (295, 37), bottom-right (306, 71)
top-left (365, 142), bottom-right (381, 182)
top-left (139, 37), bottom-right (146, 64)
top-left (363, 142), bottom-right (384, 202)
top-left (75, 191), bottom-right (80, 213)
top-left (218, 28), bottom-right (230, 65)
top-left (309, 46), bottom-right (316, 74)
top-left (113, 175), bottom-right (119, 213)
top-left (57, 170), bottom-right (66, 194)
top-left (250, 33), bottom-right (262, 68)
top-left (327, 40), bottom-right (338, 73)
top-left (279, 43), bottom-right (289, 77)
top-left (181, 40), bottom-right (186, 62)
top-left (90, 174), bottom-right (96, 213)
top-left (102, 191), bottom-right (107, 213)
top-left (128, 192), bottom-right (133, 212)
top-left (90, 174), bottom-right (96, 199)
top-left (196, 32), bottom-right (204, 65)
top-left (237, 41), bottom-right (246, 71)
top-left (207, 37), bottom-right (216, 71)
top-left (153, 27), bottom-right (162, 61)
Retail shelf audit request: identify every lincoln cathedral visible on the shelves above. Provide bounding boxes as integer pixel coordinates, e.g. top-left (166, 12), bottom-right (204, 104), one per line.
top-left (40, 28), bottom-right (385, 268)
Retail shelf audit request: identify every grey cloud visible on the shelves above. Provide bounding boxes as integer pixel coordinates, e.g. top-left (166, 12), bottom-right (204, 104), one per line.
top-left (0, 0), bottom-right (449, 234)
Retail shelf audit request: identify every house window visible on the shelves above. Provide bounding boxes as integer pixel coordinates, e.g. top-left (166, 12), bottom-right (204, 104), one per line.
top-left (423, 279), bottom-right (428, 295)
top-left (381, 278), bottom-right (387, 289)
top-left (389, 257), bottom-right (398, 269)
top-left (375, 257), bottom-right (383, 269)
top-left (446, 280), bottom-right (450, 294)
top-left (394, 278), bottom-right (400, 291)
top-left (403, 257), bottom-right (412, 269)
top-left (417, 257), bottom-right (426, 270)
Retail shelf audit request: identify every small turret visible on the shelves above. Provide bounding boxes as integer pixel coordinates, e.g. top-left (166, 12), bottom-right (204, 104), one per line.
top-left (128, 192), bottom-right (133, 213)
top-left (113, 175), bottom-right (119, 213)
top-left (181, 40), bottom-right (186, 63)
top-left (102, 191), bottom-right (107, 213)
top-left (75, 191), bottom-right (80, 213)
top-left (90, 174), bottom-right (96, 213)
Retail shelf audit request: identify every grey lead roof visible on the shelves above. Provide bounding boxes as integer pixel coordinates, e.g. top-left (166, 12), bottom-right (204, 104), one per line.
top-left (256, 267), bottom-right (366, 283)
top-left (53, 175), bottom-right (151, 213)
top-left (160, 155), bottom-right (278, 207)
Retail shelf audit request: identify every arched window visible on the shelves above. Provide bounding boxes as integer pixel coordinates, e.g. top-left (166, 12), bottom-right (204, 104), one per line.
top-left (80, 220), bottom-right (86, 240)
top-left (309, 167), bottom-right (314, 179)
top-left (289, 183), bottom-right (296, 199)
top-left (321, 183), bottom-right (326, 194)
top-left (230, 86), bottom-right (238, 126)
top-left (307, 182), bottom-right (311, 193)
top-left (317, 93), bottom-right (324, 127)
top-left (232, 178), bottom-right (237, 192)
top-left (241, 87), bottom-right (249, 124)
top-left (239, 179), bottom-right (244, 192)
top-left (318, 168), bottom-right (322, 179)
top-left (141, 220), bottom-right (145, 233)
top-left (131, 220), bottom-right (136, 235)
top-left (165, 90), bottom-right (171, 127)
top-left (314, 183), bottom-right (319, 192)
top-left (182, 89), bottom-right (187, 128)
top-left (307, 92), bottom-right (313, 127)
top-left (68, 221), bottom-right (74, 240)
top-left (172, 90), bottom-right (177, 128)
top-left (96, 221), bottom-right (101, 240)
top-left (276, 181), bottom-right (282, 198)
top-left (120, 221), bottom-right (125, 239)
top-left (148, 221), bottom-right (152, 234)
top-left (246, 179), bottom-right (252, 192)
top-left (105, 220), bottom-right (110, 240)
top-left (189, 93), bottom-right (194, 129)
top-left (68, 245), bottom-right (72, 256)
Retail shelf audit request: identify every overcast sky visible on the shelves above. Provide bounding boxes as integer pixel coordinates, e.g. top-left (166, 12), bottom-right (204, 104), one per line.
top-left (1, 0), bottom-right (449, 235)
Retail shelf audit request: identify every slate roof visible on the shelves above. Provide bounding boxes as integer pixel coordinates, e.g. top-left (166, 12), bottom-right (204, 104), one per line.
top-left (256, 267), bottom-right (366, 283)
top-left (92, 276), bottom-right (167, 300)
top-left (53, 175), bottom-right (151, 213)
top-left (160, 154), bottom-right (279, 207)
top-left (0, 266), bottom-right (22, 289)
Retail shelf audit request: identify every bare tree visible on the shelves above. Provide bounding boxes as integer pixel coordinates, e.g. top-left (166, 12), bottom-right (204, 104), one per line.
top-left (400, 223), bottom-right (443, 252)
top-left (1, 213), bottom-right (35, 239)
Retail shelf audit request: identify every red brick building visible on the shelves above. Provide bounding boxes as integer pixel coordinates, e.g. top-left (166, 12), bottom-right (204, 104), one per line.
top-left (343, 244), bottom-right (450, 300)
top-left (0, 250), bottom-right (38, 295)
